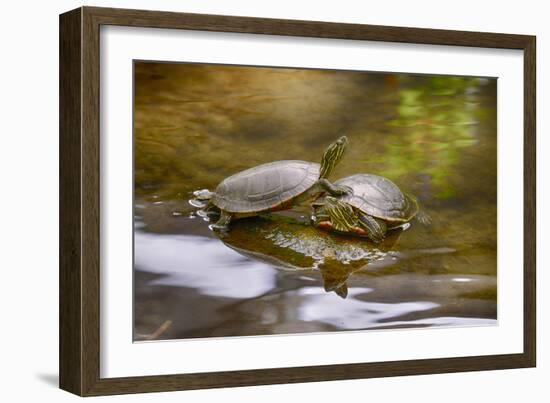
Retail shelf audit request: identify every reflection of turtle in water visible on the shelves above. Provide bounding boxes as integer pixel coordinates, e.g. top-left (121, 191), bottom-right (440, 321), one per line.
top-left (218, 217), bottom-right (401, 298)
top-left (191, 136), bottom-right (349, 230)
top-left (313, 174), bottom-right (430, 243)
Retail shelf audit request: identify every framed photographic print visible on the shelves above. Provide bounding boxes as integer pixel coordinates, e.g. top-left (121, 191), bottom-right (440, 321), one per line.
top-left (59, 6), bottom-right (536, 396)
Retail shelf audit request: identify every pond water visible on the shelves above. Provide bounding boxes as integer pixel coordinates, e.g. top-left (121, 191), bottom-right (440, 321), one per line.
top-left (133, 62), bottom-right (497, 341)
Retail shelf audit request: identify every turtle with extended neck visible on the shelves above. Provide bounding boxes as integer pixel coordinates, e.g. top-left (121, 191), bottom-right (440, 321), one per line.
top-left (192, 136), bottom-right (350, 230)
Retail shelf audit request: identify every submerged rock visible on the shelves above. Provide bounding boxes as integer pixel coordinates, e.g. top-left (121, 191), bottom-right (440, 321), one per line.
top-left (218, 215), bottom-right (405, 298)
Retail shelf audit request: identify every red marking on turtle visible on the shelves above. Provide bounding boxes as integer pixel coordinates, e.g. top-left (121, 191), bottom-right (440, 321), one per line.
top-left (317, 221), bottom-right (368, 237)
top-left (269, 197), bottom-right (295, 212)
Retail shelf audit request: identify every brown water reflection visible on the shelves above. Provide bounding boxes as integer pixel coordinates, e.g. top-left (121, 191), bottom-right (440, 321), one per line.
top-left (133, 62), bottom-right (497, 341)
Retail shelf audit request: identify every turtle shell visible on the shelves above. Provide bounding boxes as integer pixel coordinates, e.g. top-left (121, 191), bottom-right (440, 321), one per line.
top-left (333, 174), bottom-right (418, 223)
top-left (213, 160), bottom-right (320, 213)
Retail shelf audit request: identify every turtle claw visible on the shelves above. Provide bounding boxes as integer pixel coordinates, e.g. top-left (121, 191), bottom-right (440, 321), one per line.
top-left (209, 223), bottom-right (230, 238)
top-left (210, 211), bottom-right (232, 231)
top-left (209, 223), bottom-right (229, 232)
top-left (417, 211), bottom-right (432, 225)
top-left (189, 198), bottom-right (207, 208)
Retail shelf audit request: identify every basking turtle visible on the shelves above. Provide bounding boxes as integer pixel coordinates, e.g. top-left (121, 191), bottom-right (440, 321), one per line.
top-left (192, 136), bottom-right (349, 230)
top-left (313, 173), bottom-right (429, 242)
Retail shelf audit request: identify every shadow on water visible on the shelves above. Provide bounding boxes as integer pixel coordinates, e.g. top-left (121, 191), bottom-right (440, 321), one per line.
top-left (133, 63), bottom-right (497, 340)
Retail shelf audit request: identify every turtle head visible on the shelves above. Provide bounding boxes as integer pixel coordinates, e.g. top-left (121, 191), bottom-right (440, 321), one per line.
top-left (319, 136), bottom-right (348, 179)
top-left (190, 189), bottom-right (215, 208)
top-left (323, 196), bottom-right (357, 232)
top-left (193, 189), bottom-right (215, 201)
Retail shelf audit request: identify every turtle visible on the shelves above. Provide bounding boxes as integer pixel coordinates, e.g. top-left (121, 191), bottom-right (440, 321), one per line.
top-left (312, 173), bottom-right (430, 243)
top-left (192, 136), bottom-right (350, 230)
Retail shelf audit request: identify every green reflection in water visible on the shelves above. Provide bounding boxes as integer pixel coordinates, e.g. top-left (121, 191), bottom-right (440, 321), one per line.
top-left (366, 76), bottom-right (490, 199)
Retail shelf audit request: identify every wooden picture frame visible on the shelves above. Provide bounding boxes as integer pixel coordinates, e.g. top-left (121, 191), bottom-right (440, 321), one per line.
top-left (59, 6), bottom-right (536, 396)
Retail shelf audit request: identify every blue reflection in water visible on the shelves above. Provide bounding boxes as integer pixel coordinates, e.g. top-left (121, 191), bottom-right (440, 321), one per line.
top-left (297, 287), bottom-right (438, 329)
top-left (135, 230), bottom-right (277, 299)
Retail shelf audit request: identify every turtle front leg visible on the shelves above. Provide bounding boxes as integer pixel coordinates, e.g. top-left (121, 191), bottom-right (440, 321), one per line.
top-left (315, 178), bottom-right (352, 196)
top-left (211, 210), bottom-right (232, 230)
top-left (294, 180), bottom-right (350, 210)
top-left (357, 214), bottom-right (386, 243)
top-left (203, 203), bottom-right (221, 217)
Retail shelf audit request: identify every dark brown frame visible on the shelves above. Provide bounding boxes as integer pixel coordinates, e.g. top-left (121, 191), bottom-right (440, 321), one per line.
top-left (60, 6), bottom-right (536, 396)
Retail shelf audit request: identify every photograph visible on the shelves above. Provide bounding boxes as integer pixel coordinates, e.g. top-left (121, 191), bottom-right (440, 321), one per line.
top-left (133, 61), bottom-right (498, 341)
top-left (53, 3), bottom-right (538, 397)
